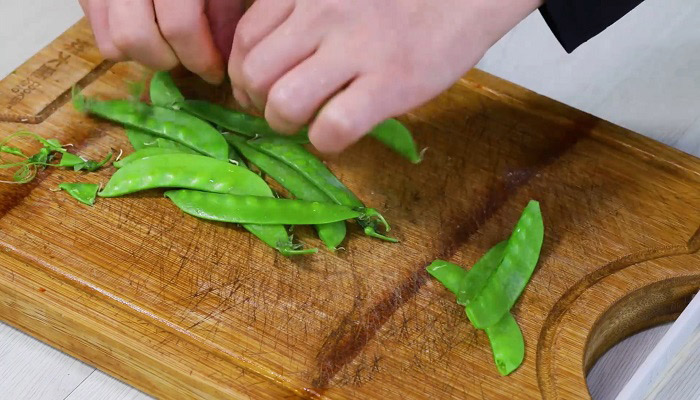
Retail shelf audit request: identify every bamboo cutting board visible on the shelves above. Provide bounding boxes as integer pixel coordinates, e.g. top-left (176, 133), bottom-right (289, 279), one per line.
top-left (0, 20), bottom-right (699, 399)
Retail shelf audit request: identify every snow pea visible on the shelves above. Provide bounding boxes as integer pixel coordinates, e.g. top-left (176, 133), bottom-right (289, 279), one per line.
top-left (126, 128), bottom-right (155, 150)
top-left (486, 313), bottom-right (525, 376)
top-left (465, 200), bottom-right (544, 329)
top-left (165, 190), bottom-right (381, 225)
top-left (457, 241), bottom-right (507, 306)
top-left (149, 71), bottom-right (184, 108)
top-left (247, 137), bottom-right (396, 242)
top-left (426, 242), bottom-right (525, 376)
top-left (368, 119), bottom-right (422, 163)
top-left (58, 183), bottom-right (99, 205)
top-left (426, 260), bottom-right (465, 295)
top-left (99, 154), bottom-right (266, 197)
top-left (74, 94), bottom-right (228, 160)
top-left (99, 153), bottom-right (315, 255)
top-left (225, 134), bottom-right (346, 250)
top-left (183, 100), bottom-right (311, 143)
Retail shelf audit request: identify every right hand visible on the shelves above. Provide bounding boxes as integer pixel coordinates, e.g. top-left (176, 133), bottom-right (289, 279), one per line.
top-left (78, 0), bottom-right (245, 84)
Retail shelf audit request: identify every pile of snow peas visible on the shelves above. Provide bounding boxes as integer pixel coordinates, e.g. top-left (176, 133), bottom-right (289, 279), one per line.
top-left (427, 200), bottom-right (544, 376)
top-left (68, 71), bottom-right (422, 255)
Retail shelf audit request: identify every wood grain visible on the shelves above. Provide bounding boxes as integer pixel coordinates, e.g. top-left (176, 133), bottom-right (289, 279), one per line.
top-left (0, 19), bottom-right (698, 399)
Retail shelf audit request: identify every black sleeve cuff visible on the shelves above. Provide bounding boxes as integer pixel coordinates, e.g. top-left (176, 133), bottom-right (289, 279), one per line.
top-left (540, 0), bottom-right (646, 53)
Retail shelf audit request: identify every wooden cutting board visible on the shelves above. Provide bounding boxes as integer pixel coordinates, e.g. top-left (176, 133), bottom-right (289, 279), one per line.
top-left (1, 20), bottom-right (698, 400)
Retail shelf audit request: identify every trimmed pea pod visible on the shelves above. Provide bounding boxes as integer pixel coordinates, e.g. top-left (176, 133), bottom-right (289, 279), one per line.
top-left (226, 134), bottom-right (346, 250)
top-left (454, 242), bottom-right (524, 376)
top-left (58, 183), bottom-right (99, 205)
top-left (368, 119), bottom-right (422, 164)
top-left (457, 241), bottom-right (507, 306)
top-left (426, 242), bottom-right (525, 376)
top-left (247, 137), bottom-right (397, 242)
top-left (73, 93), bottom-right (228, 160)
top-left (149, 71), bottom-right (185, 108)
top-left (485, 313), bottom-right (525, 376)
top-left (99, 153), bottom-right (315, 256)
top-left (164, 190), bottom-right (385, 226)
top-left (426, 260), bottom-right (465, 295)
top-left (182, 100), bottom-right (311, 143)
top-left (465, 200), bottom-right (544, 329)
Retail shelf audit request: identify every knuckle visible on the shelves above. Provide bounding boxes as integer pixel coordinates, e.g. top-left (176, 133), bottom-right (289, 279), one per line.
top-left (321, 108), bottom-right (359, 139)
top-left (111, 28), bottom-right (145, 50)
top-left (267, 87), bottom-right (307, 125)
top-left (234, 21), bottom-right (257, 51)
top-left (241, 61), bottom-right (267, 93)
top-left (159, 18), bottom-right (193, 42)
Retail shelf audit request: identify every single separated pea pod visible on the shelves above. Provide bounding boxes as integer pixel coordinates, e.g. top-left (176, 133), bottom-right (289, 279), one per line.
top-left (368, 119), bottom-right (422, 164)
top-left (73, 94), bottom-right (228, 160)
top-left (183, 100), bottom-right (311, 143)
top-left (99, 154), bottom-right (266, 197)
top-left (226, 134), bottom-right (346, 250)
top-left (247, 137), bottom-right (396, 242)
top-left (465, 200), bottom-right (544, 329)
top-left (165, 190), bottom-right (383, 225)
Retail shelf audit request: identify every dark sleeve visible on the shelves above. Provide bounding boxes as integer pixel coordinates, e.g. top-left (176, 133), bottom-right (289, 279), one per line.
top-left (540, 0), bottom-right (646, 53)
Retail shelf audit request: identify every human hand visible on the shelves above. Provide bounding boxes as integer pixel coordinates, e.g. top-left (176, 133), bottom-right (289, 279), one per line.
top-left (79, 0), bottom-right (245, 84)
top-left (228, 0), bottom-right (542, 153)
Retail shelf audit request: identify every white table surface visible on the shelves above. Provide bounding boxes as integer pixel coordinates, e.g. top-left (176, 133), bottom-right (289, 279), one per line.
top-left (1, 0), bottom-right (699, 399)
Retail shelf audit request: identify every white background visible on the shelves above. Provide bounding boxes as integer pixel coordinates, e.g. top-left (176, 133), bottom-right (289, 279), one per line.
top-left (1, 0), bottom-right (698, 398)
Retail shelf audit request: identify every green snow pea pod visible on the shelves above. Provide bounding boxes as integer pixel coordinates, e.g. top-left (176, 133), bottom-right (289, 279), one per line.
top-left (103, 153), bottom-right (313, 255)
top-left (368, 119), bottom-right (422, 163)
top-left (164, 190), bottom-right (385, 226)
top-left (454, 242), bottom-right (524, 376)
top-left (182, 100), bottom-right (311, 143)
top-left (426, 260), bottom-right (465, 295)
top-left (126, 127), bottom-right (199, 155)
top-left (248, 137), bottom-right (396, 242)
top-left (58, 183), bottom-right (99, 205)
top-left (465, 200), bottom-right (544, 329)
top-left (149, 71), bottom-right (184, 108)
top-left (99, 154), bottom-right (266, 197)
top-left (113, 148), bottom-right (187, 168)
top-left (74, 94), bottom-right (228, 160)
top-left (426, 243), bottom-right (525, 376)
top-left (126, 127), bottom-right (156, 150)
top-left (457, 241), bottom-right (507, 306)
top-left (486, 313), bottom-right (525, 376)
top-left (225, 134), bottom-right (346, 250)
